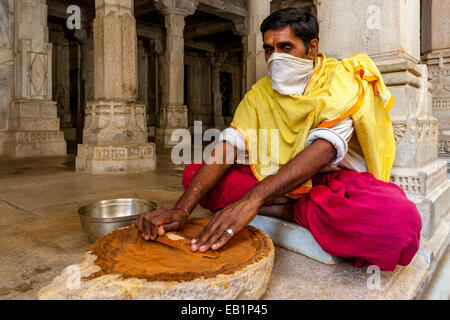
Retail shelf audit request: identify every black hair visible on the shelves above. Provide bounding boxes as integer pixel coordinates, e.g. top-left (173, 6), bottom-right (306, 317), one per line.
top-left (260, 7), bottom-right (319, 55)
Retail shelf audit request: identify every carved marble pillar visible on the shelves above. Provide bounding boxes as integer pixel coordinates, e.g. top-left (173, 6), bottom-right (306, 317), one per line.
top-left (185, 53), bottom-right (201, 129)
top-left (0, 0), bottom-right (66, 158)
top-left (244, 0), bottom-right (271, 92)
top-left (150, 38), bottom-right (164, 140)
top-left (209, 52), bottom-right (227, 130)
top-left (74, 28), bottom-right (94, 133)
top-left (154, 0), bottom-right (198, 148)
top-left (137, 39), bottom-right (149, 126)
top-left (138, 39), bottom-right (159, 141)
top-left (316, 0), bottom-right (449, 241)
top-left (75, 0), bottom-right (156, 174)
top-left (49, 22), bottom-right (76, 147)
top-left (421, 0), bottom-right (450, 176)
top-left (0, 0), bottom-right (15, 155)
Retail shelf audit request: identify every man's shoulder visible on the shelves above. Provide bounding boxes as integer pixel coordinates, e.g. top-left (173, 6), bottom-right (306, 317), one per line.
top-left (248, 76), bottom-right (272, 95)
top-left (348, 53), bottom-right (371, 59)
top-left (333, 53), bottom-right (381, 76)
top-left (254, 76), bottom-right (272, 88)
top-left (341, 53), bottom-right (376, 66)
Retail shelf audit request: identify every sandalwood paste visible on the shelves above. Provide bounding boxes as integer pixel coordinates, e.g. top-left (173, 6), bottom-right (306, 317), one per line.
top-left (86, 218), bottom-right (272, 282)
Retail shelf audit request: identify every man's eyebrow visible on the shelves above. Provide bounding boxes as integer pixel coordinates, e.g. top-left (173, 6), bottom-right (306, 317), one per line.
top-left (276, 41), bottom-right (294, 47)
top-left (263, 44), bottom-right (274, 49)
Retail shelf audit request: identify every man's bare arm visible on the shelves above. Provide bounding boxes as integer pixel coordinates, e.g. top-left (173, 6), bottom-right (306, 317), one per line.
top-left (243, 138), bottom-right (337, 206)
top-left (191, 138), bottom-right (337, 252)
top-left (174, 141), bottom-right (238, 213)
top-left (135, 141), bottom-right (238, 240)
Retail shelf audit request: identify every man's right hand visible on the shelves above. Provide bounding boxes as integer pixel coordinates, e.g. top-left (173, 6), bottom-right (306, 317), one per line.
top-left (135, 208), bottom-right (188, 241)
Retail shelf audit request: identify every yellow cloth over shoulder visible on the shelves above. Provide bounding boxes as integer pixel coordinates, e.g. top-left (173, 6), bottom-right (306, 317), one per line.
top-left (230, 52), bottom-right (396, 197)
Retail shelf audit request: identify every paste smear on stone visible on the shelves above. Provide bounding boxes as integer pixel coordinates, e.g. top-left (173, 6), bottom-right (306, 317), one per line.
top-left (85, 218), bottom-right (271, 282)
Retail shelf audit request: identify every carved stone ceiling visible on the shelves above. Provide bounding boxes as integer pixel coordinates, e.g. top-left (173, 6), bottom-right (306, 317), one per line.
top-left (134, 0), bottom-right (241, 47)
top-left (47, 0), bottom-right (95, 20)
top-left (46, 0), bottom-right (243, 51)
top-left (135, 0), bottom-right (158, 16)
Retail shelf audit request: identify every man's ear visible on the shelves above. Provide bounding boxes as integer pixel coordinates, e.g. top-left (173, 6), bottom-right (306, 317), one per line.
top-left (307, 39), bottom-right (319, 60)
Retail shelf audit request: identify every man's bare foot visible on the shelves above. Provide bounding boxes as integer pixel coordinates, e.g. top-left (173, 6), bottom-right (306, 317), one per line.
top-left (258, 201), bottom-right (296, 222)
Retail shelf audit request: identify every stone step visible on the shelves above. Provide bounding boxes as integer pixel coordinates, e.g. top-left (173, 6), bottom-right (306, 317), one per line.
top-left (249, 215), bottom-right (337, 265)
top-left (421, 248), bottom-right (450, 299)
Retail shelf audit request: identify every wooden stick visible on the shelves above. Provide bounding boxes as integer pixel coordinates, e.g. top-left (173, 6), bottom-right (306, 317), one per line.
top-left (155, 232), bottom-right (220, 259)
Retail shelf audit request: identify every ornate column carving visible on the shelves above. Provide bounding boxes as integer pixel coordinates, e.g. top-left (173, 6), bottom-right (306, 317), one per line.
top-left (316, 0), bottom-right (449, 241)
top-left (244, 0), bottom-right (271, 92)
top-left (152, 38), bottom-right (164, 140)
top-left (0, 0), bottom-right (67, 158)
top-left (421, 0), bottom-right (450, 176)
top-left (137, 39), bottom-right (149, 119)
top-left (154, 0), bottom-right (198, 148)
top-left (74, 28), bottom-right (94, 131)
top-left (75, 0), bottom-right (156, 174)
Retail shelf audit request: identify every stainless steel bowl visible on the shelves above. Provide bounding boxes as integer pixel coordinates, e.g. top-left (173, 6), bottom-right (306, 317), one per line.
top-left (78, 198), bottom-right (157, 242)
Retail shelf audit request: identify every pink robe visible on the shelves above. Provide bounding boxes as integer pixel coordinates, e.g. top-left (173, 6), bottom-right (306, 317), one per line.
top-left (182, 163), bottom-right (422, 271)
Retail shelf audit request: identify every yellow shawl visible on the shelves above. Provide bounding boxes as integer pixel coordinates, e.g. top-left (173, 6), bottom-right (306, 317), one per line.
top-left (230, 52), bottom-right (396, 197)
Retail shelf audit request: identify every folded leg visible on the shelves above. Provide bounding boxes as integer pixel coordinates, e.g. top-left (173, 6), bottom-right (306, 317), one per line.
top-left (182, 163), bottom-right (291, 215)
top-left (293, 170), bottom-right (422, 271)
top-left (182, 163), bottom-right (259, 213)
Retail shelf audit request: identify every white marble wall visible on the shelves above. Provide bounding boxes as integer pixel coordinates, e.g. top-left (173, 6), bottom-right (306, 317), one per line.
top-left (316, 0), bottom-right (449, 241)
top-left (0, 0), bottom-right (14, 137)
top-left (421, 0), bottom-right (450, 174)
top-left (318, 0), bottom-right (421, 63)
top-left (75, 0), bottom-right (156, 174)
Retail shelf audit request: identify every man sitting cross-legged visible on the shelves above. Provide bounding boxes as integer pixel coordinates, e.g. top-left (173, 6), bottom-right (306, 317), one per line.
top-left (135, 8), bottom-right (422, 271)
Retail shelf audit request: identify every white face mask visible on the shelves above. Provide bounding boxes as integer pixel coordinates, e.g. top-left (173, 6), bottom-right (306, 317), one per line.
top-left (268, 52), bottom-right (314, 96)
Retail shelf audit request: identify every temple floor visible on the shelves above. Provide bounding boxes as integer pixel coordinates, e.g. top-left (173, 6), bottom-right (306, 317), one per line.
top-left (0, 154), bottom-right (448, 300)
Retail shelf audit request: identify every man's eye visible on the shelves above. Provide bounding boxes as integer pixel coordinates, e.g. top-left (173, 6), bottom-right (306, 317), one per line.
top-left (282, 47), bottom-right (292, 51)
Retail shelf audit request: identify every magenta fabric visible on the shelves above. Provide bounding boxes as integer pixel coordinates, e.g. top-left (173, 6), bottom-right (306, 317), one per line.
top-left (294, 170), bottom-right (422, 271)
top-left (182, 163), bottom-right (422, 271)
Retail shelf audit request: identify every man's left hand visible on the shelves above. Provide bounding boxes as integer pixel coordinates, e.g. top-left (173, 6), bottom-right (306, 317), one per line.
top-left (190, 197), bottom-right (262, 252)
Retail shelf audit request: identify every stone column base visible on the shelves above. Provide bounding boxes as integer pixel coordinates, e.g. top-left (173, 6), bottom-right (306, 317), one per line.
top-left (61, 128), bottom-right (77, 142)
top-left (0, 131), bottom-right (66, 158)
top-left (414, 179), bottom-right (450, 240)
top-left (59, 113), bottom-right (77, 146)
top-left (156, 105), bottom-right (189, 148)
top-left (0, 99), bottom-right (68, 158)
top-left (75, 143), bottom-right (157, 175)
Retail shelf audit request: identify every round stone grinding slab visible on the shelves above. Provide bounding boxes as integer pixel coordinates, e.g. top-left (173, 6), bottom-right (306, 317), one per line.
top-left (37, 218), bottom-right (275, 300)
